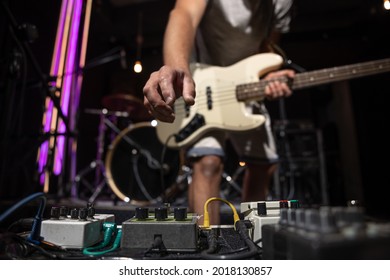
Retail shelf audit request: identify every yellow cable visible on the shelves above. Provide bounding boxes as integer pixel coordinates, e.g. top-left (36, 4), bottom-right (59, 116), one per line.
top-left (202, 197), bottom-right (240, 229)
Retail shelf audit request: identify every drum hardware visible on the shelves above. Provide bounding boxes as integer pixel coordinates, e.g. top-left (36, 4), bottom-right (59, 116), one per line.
top-left (73, 108), bottom-right (129, 203)
top-left (105, 122), bottom-right (181, 205)
top-left (220, 169), bottom-right (243, 200)
top-left (101, 93), bottom-right (152, 123)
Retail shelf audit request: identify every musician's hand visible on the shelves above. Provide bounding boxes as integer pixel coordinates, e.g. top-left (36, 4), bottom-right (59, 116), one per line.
top-left (264, 69), bottom-right (295, 100)
top-left (143, 65), bottom-right (195, 123)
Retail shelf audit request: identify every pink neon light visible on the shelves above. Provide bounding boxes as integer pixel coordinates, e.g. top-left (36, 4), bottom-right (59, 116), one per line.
top-left (54, 0), bottom-right (82, 174)
top-left (38, 0), bottom-right (69, 181)
top-left (53, 0), bottom-right (69, 76)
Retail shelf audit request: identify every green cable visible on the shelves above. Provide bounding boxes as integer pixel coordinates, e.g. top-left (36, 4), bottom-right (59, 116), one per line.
top-left (82, 222), bottom-right (122, 256)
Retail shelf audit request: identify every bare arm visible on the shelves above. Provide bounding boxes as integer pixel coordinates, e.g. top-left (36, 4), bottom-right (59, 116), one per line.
top-left (143, 0), bottom-right (206, 122)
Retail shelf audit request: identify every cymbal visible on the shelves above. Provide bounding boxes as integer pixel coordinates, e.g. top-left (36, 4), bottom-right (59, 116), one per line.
top-left (84, 108), bottom-right (129, 117)
top-left (101, 93), bottom-right (152, 122)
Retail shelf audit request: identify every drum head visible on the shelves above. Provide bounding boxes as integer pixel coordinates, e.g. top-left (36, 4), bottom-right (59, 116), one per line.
top-left (105, 122), bottom-right (180, 204)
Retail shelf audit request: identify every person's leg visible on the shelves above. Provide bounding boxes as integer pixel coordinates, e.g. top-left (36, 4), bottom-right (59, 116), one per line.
top-left (241, 163), bottom-right (277, 202)
top-left (188, 155), bottom-right (224, 225)
top-left (229, 103), bottom-right (278, 202)
top-left (186, 136), bottom-right (225, 225)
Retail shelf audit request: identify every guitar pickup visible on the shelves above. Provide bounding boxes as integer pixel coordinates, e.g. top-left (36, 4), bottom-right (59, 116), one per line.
top-left (206, 86), bottom-right (212, 110)
top-left (175, 114), bottom-right (205, 143)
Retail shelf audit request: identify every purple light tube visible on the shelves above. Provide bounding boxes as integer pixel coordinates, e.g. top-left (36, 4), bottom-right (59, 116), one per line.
top-left (54, 0), bottom-right (82, 175)
top-left (38, 0), bottom-right (69, 183)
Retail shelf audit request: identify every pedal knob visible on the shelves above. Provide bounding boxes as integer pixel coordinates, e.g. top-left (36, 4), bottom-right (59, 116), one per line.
top-left (279, 208), bottom-right (288, 226)
top-left (155, 207), bottom-right (168, 221)
top-left (305, 209), bottom-right (320, 232)
top-left (287, 209), bottom-right (297, 227)
top-left (135, 207), bottom-right (149, 220)
top-left (60, 206), bottom-right (69, 218)
top-left (87, 207), bottom-right (95, 219)
top-left (70, 208), bottom-right (78, 219)
top-left (257, 202), bottom-right (267, 216)
top-left (50, 207), bottom-right (60, 219)
top-left (290, 200), bottom-right (300, 209)
top-left (174, 207), bottom-right (187, 221)
top-left (79, 208), bottom-right (88, 220)
top-left (319, 207), bottom-right (338, 233)
top-left (296, 208), bottom-right (306, 229)
top-left (279, 200), bottom-right (289, 209)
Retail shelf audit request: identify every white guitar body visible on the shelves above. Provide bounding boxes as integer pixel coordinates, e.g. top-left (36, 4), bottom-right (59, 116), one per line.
top-left (156, 53), bottom-right (284, 149)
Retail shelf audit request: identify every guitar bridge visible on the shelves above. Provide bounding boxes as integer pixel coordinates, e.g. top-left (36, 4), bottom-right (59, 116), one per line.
top-left (175, 114), bottom-right (205, 143)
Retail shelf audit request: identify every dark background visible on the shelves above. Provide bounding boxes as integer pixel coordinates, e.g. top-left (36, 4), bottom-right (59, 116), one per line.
top-left (1, 0), bottom-right (389, 219)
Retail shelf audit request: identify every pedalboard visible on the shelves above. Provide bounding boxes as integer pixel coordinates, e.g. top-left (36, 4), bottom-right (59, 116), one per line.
top-left (121, 207), bottom-right (199, 252)
top-left (240, 200), bottom-right (299, 243)
top-left (261, 206), bottom-right (390, 259)
top-left (40, 206), bottom-right (115, 249)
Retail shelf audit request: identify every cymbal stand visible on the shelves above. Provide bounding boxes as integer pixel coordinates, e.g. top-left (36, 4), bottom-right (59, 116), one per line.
top-left (73, 109), bottom-right (111, 203)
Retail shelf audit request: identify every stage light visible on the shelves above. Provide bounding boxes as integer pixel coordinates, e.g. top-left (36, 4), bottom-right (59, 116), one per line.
top-left (37, 0), bottom-right (92, 193)
top-left (134, 11), bottom-right (143, 73)
top-left (133, 60), bottom-right (142, 73)
top-left (385, 0), bottom-right (390, 10)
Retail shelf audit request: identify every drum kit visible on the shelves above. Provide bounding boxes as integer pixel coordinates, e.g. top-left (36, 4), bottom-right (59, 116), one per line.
top-left (75, 93), bottom-right (182, 205)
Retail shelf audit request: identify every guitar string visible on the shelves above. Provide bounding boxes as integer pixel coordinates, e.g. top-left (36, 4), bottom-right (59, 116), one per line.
top-left (170, 59), bottom-right (390, 115)
top-left (171, 63), bottom-right (390, 116)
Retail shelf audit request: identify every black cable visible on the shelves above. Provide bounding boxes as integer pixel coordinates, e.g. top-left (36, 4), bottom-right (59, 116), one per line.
top-left (203, 230), bottom-right (218, 254)
top-left (6, 218), bottom-right (33, 232)
top-left (143, 235), bottom-right (167, 257)
top-left (200, 221), bottom-right (261, 260)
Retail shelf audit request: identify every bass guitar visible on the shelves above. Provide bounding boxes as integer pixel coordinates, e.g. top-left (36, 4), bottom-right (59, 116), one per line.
top-left (156, 53), bottom-right (390, 149)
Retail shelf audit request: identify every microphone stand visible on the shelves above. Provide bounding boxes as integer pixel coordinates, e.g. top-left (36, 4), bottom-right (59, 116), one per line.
top-left (0, 1), bottom-right (71, 193)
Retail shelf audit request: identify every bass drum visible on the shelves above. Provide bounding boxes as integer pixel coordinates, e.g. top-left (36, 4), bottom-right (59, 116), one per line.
top-left (105, 122), bottom-right (181, 205)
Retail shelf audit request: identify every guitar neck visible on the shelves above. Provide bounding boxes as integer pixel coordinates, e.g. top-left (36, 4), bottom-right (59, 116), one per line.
top-left (236, 58), bottom-right (390, 102)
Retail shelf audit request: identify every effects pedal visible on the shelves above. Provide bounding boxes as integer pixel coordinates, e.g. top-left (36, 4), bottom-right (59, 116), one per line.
top-left (40, 206), bottom-right (115, 249)
top-left (261, 206), bottom-right (390, 259)
top-left (240, 200), bottom-right (299, 243)
top-left (121, 206), bottom-right (199, 252)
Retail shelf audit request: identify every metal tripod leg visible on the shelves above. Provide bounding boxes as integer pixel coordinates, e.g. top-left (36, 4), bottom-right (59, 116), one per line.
top-left (72, 109), bottom-right (111, 201)
top-left (88, 161), bottom-right (107, 203)
top-left (73, 159), bottom-right (105, 196)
